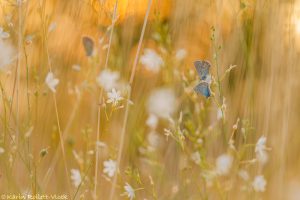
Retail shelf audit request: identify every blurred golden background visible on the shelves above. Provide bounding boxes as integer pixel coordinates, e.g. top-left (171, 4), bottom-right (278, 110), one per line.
top-left (0, 0), bottom-right (300, 199)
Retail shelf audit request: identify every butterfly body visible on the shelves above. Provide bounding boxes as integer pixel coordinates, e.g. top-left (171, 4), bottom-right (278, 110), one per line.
top-left (193, 60), bottom-right (211, 98)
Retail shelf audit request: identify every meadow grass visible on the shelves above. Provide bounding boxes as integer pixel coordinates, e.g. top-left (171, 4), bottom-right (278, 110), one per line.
top-left (0, 0), bottom-right (299, 199)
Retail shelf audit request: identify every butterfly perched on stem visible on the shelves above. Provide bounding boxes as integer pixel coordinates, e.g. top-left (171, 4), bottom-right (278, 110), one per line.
top-left (193, 60), bottom-right (212, 98)
top-left (82, 36), bottom-right (94, 57)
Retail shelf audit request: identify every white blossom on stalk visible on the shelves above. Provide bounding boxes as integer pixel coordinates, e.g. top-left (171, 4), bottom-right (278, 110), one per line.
top-left (96, 140), bottom-right (107, 148)
top-left (0, 27), bottom-right (10, 39)
top-left (217, 99), bottom-right (227, 120)
top-left (252, 175), bottom-right (267, 192)
top-left (140, 49), bottom-right (164, 73)
top-left (197, 138), bottom-right (203, 144)
top-left (217, 108), bottom-right (223, 120)
top-left (106, 88), bottom-right (123, 106)
top-left (255, 136), bottom-right (270, 165)
top-left (215, 154), bottom-right (233, 175)
top-left (96, 69), bottom-right (120, 91)
top-left (70, 169), bottom-right (81, 188)
top-left (255, 136), bottom-right (267, 154)
top-left (147, 88), bottom-right (177, 119)
top-left (72, 64), bottom-right (81, 71)
top-left (103, 159), bottom-right (117, 177)
top-left (0, 147), bottom-right (5, 154)
top-left (48, 22), bottom-right (57, 32)
top-left (147, 131), bottom-right (161, 150)
top-left (45, 72), bottom-right (59, 93)
top-left (175, 48), bottom-right (187, 61)
top-left (146, 114), bottom-right (158, 130)
top-left (190, 151), bottom-right (201, 165)
top-left (238, 170), bottom-right (249, 181)
top-left (0, 40), bottom-right (16, 71)
top-left (122, 183), bottom-right (135, 200)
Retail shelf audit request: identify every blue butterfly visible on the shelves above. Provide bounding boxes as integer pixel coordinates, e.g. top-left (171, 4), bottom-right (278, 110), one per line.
top-left (82, 36), bottom-right (94, 57)
top-left (193, 60), bottom-right (211, 98)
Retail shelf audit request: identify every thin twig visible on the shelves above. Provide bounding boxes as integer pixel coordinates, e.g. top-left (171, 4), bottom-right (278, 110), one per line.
top-left (16, 0), bottom-right (22, 145)
top-left (39, 0), bottom-right (71, 195)
top-left (42, 95), bottom-right (81, 188)
top-left (109, 0), bottom-right (153, 199)
top-left (94, 0), bottom-right (119, 199)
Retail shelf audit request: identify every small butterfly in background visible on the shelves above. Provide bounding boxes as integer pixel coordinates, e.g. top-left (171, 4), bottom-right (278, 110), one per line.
top-left (193, 60), bottom-right (212, 98)
top-left (82, 36), bottom-right (94, 57)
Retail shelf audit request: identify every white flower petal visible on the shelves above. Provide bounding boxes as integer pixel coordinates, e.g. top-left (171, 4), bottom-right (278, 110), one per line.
top-left (70, 169), bottom-right (81, 188)
top-left (215, 154), bottom-right (233, 175)
top-left (96, 69), bottom-right (120, 91)
top-left (148, 88), bottom-right (177, 119)
top-left (45, 72), bottom-right (59, 93)
top-left (140, 49), bottom-right (164, 73)
top-left (123, 183), bottom-right (135, 200)
top-left (0, 147), bottom-right (5, 154)
top-left (252, 175), bottom-right (267, 192)
top-left (175, 48), bottom-right (187, 61)
top-left (103, 159), bottom-right (117, 177)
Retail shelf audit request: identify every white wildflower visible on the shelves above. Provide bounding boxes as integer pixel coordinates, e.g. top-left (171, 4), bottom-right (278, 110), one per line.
top-left (228, 139), bottom-right (235, 150)
top-left (122, 183), bottom-right (135, 200)
top-left (233, 118), bottom-right (240, 130)
top-left (0, 27), bottom-right (10, 39)
top-left (172, 185), bottom-right (179, 194)
top-left (140, 49), bottom-right (164, 73)
top-left (148, 88), bottom-right (177, 119)
top-left (197, 138), bottom-right (203, 144)
top-left (0, 40), bottom-right (16, 71)
top-left (252, 175), bottom-right (267, 192)
top-left (201, 171), bottom-right (216, 188)
top-left (238, 170), bottom-right (249, 181)
top-left (72, 64), bottom-right (81, 71)
top-left (217, 108), bottom-right (223, 120)
top-left (175, 48), bottom-right (187, 61)
top-left (87, 150), bottom-right (94, 155)
top-left (103, 159), bottom-right (117, 177)
top-left (25, 35), bottom-right (34, 45)
top-left (96, 69), bottom-right (120, 91)
top-left (0, 147), bottom-right (5, 154)
top-left (48, 22), bottom-right (57, 32)
top-left (106, 88), bottom-right (123, 106)
top-left (257, 150), bottom-right (268, 165)
top-left (147, 131), bottom-right (161, 149)
top-left (255, 136), bottom-right (269, 165)
top-left (102, 44), bottom-right (109, 50)
top-left (70, 169), bottom-right (81, 188)
top-left (190, 152), bottom-right (201, 165)
top-left (16, 0), bottom-right (23, 6)
top-left (255, 136), bottom-right (267, 154)
top-left (215, 154), bottom-right (233, 175)
top-left (9, 154), bottom-right (13, 166)
top-left (24, 126), bottom-right (34, 138)
top-left (146, 114), bottom-right (158, 130)
top-left (96, 140), bottom-right (107, 148)
top-left (45, 72), bottom-right (59, 93)
top-left (72, 150), bottom-right (84, 165)
top-left (217, 99), bottom-right (226, 120)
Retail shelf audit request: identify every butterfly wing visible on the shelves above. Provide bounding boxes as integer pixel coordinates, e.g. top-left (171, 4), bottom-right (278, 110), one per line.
top-left (82, 36), bottom-right (94, 57)
top-left (194, 82), bottom-right (211, 98)
top-left (194, 60), bottom-right (211, 80)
